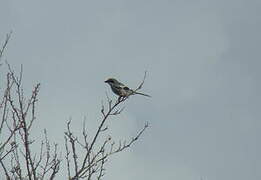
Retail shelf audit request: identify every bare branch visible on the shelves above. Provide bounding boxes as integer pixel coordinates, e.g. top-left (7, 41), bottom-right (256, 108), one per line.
top-left (0, 61), bottom-right (61, 179)
top-left (0, 31), bottom-right (12, 62)
top-left (134, 71), bottom-right (147, 92)
top-left (1, 32), bottom-right (149, 180)
top-left (110, 122), bottom-right (149, 155)
top-left (65, 136), bottom-right (71, 179)
top-left (67, 74), bottom-right (150, 179)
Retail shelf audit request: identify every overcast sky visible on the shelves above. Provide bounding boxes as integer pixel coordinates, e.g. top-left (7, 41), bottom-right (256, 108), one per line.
top-left (1, 0), bottom-right (261, 180)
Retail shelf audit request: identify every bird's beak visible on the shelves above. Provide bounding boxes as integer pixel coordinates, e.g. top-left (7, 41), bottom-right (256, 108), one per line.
top-left (104, 80), bottom-right (108, 83)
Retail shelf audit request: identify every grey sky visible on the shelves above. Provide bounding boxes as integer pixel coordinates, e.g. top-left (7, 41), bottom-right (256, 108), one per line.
top-left (1, 0), bottom-right (261, 179)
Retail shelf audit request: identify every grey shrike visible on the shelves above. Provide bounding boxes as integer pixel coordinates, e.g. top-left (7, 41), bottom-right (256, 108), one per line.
top-left (104, 78), bottom-right (151, 98)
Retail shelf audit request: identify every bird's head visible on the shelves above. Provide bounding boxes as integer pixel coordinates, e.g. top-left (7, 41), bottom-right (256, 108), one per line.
top-left (104, 78), bottom-right (118, 86)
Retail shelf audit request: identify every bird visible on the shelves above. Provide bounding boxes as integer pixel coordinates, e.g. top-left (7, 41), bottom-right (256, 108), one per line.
top-left (104, 78), bottom-right (151, 98)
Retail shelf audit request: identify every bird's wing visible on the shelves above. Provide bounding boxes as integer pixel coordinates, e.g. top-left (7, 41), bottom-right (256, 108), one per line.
top-left (116, 84), bottom-right (133, 96)
top-left (118, 81), bottom-right (125, 86)
top-left (114, 83), bottom-right (125, 90)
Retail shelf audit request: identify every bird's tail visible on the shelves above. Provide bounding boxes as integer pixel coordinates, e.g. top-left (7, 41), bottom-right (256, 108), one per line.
top-left (134, 92), bottom-right (151, 97)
